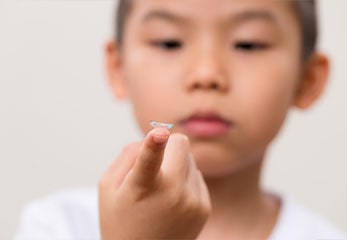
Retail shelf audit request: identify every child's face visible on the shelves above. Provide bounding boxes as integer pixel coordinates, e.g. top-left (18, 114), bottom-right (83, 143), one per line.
top-left (110, 0), bottom-right (303, 177)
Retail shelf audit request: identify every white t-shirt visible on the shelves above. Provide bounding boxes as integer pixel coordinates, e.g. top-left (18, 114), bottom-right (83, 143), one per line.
top-left (14, 188), bottom-right (346, 240)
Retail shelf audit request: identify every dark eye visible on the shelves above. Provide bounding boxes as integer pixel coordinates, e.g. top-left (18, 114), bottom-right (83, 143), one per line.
top-left (234, 41), bottom-right (269, 51)
top-left (151, 40), bottom-right (182, 50)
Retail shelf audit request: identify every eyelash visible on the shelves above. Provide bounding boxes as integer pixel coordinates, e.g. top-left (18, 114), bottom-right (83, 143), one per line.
top-left (234, 41), bottom-right (270, 51)
top-left (150, 40), bottom-right (269, 52)
top-left (151, 40), bottom-right (182, 50)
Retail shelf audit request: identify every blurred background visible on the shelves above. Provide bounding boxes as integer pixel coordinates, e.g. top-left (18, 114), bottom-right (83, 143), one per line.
top-left (1, 0), bottom-right (346, 239)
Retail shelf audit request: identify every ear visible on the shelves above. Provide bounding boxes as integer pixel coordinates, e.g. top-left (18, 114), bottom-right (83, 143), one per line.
top-left (293, 53), bottom-right (330, 109)
top-left (105, 40), bottom-right (128, 100)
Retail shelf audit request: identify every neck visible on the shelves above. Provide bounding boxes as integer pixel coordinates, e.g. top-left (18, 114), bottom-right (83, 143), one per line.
top-left (206, 159), bottom-right (262, 211)
top-left (198, 153), bottom-right (280, 240)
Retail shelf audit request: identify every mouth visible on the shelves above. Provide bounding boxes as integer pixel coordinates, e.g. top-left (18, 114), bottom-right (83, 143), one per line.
top-left (179, 111), bottom-right (233, 138)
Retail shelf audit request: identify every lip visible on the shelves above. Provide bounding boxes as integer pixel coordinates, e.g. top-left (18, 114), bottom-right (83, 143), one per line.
top-left (179, 111), bottom-right (233, 138)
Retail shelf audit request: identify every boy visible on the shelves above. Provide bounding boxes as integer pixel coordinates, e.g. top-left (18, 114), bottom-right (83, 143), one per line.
top-left (15, 0), bottom-right (347, 239)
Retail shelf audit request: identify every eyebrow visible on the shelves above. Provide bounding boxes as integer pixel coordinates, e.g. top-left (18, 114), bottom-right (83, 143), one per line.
top-left (230, 10), bottom-right (278, 25)
top-left (142, 10), bottom-right (188, 24)
top-left (141, 9), bottom-right (278, 26)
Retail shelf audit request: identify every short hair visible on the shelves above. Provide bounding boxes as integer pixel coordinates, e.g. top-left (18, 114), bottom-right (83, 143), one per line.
top-left (291, 0), bottom-right (318, 61)
top-left (115, 0), bottom-right (318, 61)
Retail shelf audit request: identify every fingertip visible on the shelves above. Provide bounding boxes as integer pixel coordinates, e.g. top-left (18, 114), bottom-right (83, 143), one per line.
top-left (150, 127), bottom-right (170, 145)
top-left (169, 133), bottom-right (190, 148)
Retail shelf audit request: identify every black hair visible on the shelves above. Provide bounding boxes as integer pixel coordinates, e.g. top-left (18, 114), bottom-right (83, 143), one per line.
top-left (116, 0), bottom-right (131, 46)
top-left (115, 0), bottom-right (318, 61)
top-left (291, 0), bottom-right (318, 61)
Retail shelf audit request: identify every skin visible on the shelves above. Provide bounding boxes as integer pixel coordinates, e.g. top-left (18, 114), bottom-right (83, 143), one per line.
top-left (100, 0), bottom-right (330, 239)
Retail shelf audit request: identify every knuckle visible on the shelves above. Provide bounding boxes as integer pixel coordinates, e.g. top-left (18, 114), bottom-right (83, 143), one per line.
top-left (200, 201), bottom-right (212, 218)
top-left (170, 190), bottom-right (195, 210)
top-left (184, 198), bottom-right (197, 212)
top-left (98, 176), bottom-right (110, 190)
top-left (166, 191), bottom-right (180, 208)
top-left (165, 186), bottom-right (185, 209)
top-left (131, 181), bottom-right (154, 201)
top-left (163, 186), bottom-right (210, 220)
top-left (188, 195), bottom-right (203, 212)
top-left (182, 191), bottom-right (211, 218)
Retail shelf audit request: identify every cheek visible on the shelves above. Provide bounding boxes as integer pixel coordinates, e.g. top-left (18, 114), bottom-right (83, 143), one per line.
top-left (235, 59), bottom-right (300, 147)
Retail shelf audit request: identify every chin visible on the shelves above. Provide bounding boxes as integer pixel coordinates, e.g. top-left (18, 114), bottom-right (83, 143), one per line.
top-left (191, 144), bottom-right (244, 178)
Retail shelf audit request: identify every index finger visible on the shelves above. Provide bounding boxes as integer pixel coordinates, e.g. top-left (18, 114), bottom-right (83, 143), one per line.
top-left (128, 127), bottom-right (170, 189)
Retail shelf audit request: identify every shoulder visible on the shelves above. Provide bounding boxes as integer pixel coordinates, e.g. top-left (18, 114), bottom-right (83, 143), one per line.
top-left (269, 194), bottom-right (346, 240)
top-left (15, 187), bottom-right (100, 240)
top-left (20, 187), bottom-right (98, 222)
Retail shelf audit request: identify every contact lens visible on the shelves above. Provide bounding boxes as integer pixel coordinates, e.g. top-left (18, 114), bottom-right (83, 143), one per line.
top-left (149, 120), bottom-right (174, 129)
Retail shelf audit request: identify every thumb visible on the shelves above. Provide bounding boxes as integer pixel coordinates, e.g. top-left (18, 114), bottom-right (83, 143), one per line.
top-left (128, 127), bottom-right (170, 189)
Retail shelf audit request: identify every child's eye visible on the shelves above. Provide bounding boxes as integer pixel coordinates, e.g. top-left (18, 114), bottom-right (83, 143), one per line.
top-left (151, 40), bottom-right (182, 51)
top-left (234, 41), bottom-right (269, 51)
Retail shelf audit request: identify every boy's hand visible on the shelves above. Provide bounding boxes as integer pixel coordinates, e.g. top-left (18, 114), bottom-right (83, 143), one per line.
top-left (98, 127), bottom-right (211, 240)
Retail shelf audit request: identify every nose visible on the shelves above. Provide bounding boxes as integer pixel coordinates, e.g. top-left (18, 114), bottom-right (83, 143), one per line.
top-left (184, 46), bottom-right (229, 93)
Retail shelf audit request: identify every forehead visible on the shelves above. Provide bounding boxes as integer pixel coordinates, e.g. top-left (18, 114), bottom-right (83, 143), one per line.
top-left (129, 0), bottom-right (296, 26)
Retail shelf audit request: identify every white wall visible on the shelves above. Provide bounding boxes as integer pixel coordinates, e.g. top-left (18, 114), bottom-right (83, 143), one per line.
top-left (1, 0), bottom-right (346, 239)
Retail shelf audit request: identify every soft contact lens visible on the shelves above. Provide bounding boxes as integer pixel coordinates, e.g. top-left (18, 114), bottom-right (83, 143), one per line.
top-left (149, 120), bottom-right (174, 130)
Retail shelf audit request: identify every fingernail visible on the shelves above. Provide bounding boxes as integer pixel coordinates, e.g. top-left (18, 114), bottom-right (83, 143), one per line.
top-left (152, 128), bottom-right (170, 145)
